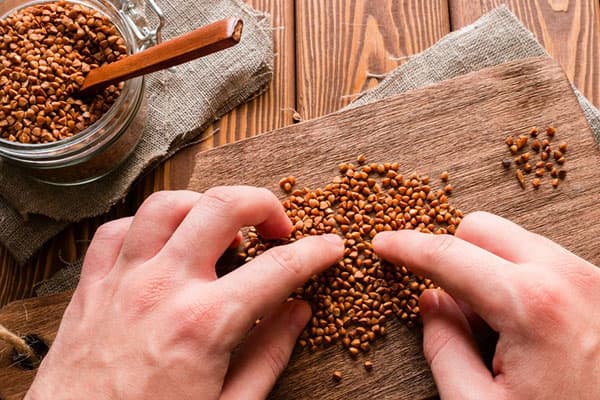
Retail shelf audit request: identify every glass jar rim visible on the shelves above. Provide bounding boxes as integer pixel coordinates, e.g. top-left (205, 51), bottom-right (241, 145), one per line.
top-left (0, 0), bottom-right (143, 158)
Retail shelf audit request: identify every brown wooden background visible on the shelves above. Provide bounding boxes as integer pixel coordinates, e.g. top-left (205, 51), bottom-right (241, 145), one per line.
top-left (1, 0), bottom-right (599, 306)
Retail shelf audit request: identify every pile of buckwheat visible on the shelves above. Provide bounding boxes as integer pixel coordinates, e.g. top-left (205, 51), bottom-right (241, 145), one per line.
top-left (239, 156), bottom-right (464, 360)
top-left (0, 1), bottom-right (127, 144)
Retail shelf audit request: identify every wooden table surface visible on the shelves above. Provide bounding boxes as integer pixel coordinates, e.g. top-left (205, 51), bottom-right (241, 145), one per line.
top-left (1, 0), bottom-right (599, 306)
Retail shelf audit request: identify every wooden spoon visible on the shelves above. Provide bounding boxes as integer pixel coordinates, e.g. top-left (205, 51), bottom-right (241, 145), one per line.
top-left (79, 17), bottom-right (243, 96)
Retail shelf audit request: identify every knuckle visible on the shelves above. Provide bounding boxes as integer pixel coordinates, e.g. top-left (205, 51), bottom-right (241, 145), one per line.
top-left (140, 191), bottom-right (176, 214)
top-left (171, 290), bottom-right (237, 347)
top-left (187, 299), bottom-right (220, 325)
top-left (145, 190), bottom-right (175, 205)
top-left (202, 187), bottom-right (236, 216)
top-left (517, 278), bottom-right (567, 329)
top-left (257, 187), bottom-right (279, 204)
top-left (265, 245), bottom-right (303, 276)
top-left (94, 218), bottom-right (129, 241)
top-left (175, 297), bottom-right (221, 337)
top-left (564, 264), bottom-right (600, 293)
top-left (457, 211), bottom-right (488, 233)
top-left (129, 273), bottom-right (175, 316)
top-left (421, 235), bottom-right (455, 266)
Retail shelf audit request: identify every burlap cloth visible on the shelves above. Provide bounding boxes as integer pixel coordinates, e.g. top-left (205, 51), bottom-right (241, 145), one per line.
top-left (0, 0), bottom-right (274, 264)
top-left (37, 6), bottom-right (600, 295)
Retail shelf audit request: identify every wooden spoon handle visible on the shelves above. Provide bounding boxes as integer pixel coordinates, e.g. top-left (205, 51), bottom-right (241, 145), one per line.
top-left (80, 17), bottom-right (243, 96)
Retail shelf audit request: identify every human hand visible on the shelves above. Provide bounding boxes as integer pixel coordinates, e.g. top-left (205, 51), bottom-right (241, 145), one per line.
top-left (373, 212), bottom-right (600, 400)
top-left (26, 187), bottom-right (344, 400)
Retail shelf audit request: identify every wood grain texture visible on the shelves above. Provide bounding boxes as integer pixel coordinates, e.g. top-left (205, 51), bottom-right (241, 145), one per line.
top-left (166, 0), bottom-right (296, 190)
top-left (269, 321), bottom-right (434, 400)
top-left (449, 0), bottom-right (600, 107)
top-left (1, 58), bottom-right (599, 400)
top-left (0, 193), bottom-right (143, 307)
top-left (0, 291), bottom-right (71, 400)
top-left (184, 57), bottom-right (600, 398)
top-left (295, 0), bottom-right (450, 119)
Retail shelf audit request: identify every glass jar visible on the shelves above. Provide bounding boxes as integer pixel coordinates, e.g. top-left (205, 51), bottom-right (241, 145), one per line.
top-left (0, 0), bottom-right (164, 186)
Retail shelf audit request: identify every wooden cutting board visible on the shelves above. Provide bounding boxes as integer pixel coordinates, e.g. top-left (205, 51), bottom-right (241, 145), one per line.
top-left (185, 56), bottom-right (600, 400)
top-left (2, 57), bottom-right (600, 400)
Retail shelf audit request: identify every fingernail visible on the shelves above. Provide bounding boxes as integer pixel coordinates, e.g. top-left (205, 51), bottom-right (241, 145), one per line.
top-left (322, 234), bottom-right (343, 246)
top-left (371, 231), bottom-right (395, 247)
top-left (289, 301), bottom-right (311, 330)
top-left (419, 289), bottom-right (440, 317)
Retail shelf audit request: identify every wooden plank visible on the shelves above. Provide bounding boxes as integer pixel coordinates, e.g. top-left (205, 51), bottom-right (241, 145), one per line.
top-left (295, 0), bottom-right (450, 120)
top-left (166, 0), bottom-right (296, 190)
top-left (449, 0), bottom-right (600, 107)
top-left (183, 57), bottom-right (599, 399)
top-left (1, 58), bottom-right (598, 399)
top-left (0, 292), bottom-right (72, 400)
top-left (270, 321), bottom-right (433, 400)
top-left (0, 196), bottom-right (139, 307)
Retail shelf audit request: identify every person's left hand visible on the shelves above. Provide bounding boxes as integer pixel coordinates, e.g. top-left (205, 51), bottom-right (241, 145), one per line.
top-left (26, 187), bottom-right (344, 400)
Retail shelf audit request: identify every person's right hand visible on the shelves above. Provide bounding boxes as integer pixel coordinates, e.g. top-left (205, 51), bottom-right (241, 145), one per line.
top-left (373, 211), bottom-right (600, 400)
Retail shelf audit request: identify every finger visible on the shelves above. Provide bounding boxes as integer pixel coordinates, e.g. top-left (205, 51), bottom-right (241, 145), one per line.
top-left (159, 186), bottom-right (292, 272)
top-left (455, 300), bottom-right (495, 340)
top-left (421, 290), bottom-right (499, 400)
top-left (455, 300), bottom-right (498, 371)
top-left (458, 212), bottom-right (599, 278)
top-left (229, 231), bottom-right (243, 249)
top-left (372, 230), bottom-right (517, 330)
top-left (218, 234), bottom-right (343, 335)
top-left (220, 300), bottom-right (310, 400)
top-left (80, 217), bottom-right (133, 284)
top-left (457, 211), bottom-right (568, 264)
top-left (119, 191), bottom-right (202, 265)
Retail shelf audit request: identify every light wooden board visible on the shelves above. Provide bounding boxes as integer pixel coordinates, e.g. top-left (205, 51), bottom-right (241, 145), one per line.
top-left (296, 0), bottom-right (450, 120)
top-left (1, 57), bottom-right (600, 399)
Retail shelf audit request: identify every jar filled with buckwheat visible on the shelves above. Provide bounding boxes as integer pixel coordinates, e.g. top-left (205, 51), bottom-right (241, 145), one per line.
top-left (0, 0), bottom-right (164, 185)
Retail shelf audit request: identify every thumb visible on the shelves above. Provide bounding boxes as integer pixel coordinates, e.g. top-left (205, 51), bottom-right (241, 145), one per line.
top-left (421, 289), bottom-right (498, 400)
top-left (220, 300), bottom-right (310, 400)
